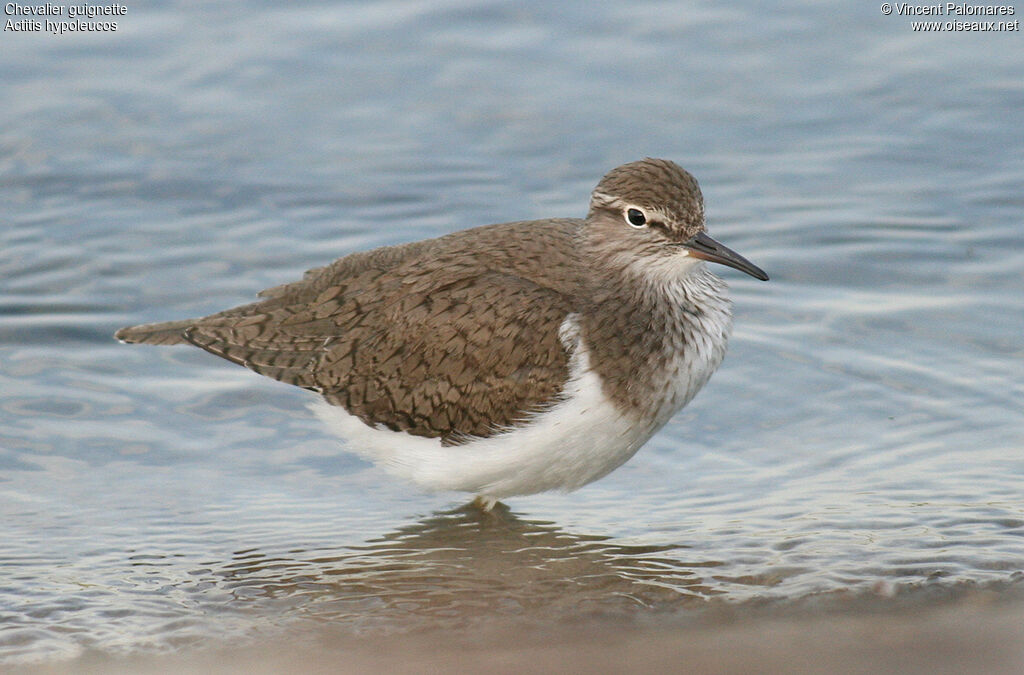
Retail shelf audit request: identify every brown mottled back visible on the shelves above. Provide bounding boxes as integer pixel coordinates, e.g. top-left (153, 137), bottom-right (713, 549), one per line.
top-left (117, 220), bottom-right (584, 444)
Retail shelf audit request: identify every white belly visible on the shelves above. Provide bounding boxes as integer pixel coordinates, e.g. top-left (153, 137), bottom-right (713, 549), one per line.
top-left (312, 308), bottom-right (728, 501)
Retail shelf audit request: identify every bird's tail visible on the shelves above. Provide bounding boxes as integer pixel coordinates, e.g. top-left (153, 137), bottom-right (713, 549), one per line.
top-left (114, 319), bottom-right (195, 345)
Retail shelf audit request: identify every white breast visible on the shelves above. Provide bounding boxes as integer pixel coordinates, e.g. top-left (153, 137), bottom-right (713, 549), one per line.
top-left (645, 268), bottom-right (733, 425)
top-left (312, 281), bottom-right (732, 501)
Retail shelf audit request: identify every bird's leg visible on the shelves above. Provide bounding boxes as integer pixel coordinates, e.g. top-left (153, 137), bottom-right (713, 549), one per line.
top-left (470, 495), bottom-right (499, 512)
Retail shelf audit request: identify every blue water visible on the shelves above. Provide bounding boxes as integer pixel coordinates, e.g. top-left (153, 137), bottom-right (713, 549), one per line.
top-left (3, 0), bottom-right (1023, 666)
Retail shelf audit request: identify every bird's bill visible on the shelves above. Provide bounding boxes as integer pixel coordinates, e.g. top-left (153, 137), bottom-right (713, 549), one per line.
top-left (683, 231), bottom-right (769, 281)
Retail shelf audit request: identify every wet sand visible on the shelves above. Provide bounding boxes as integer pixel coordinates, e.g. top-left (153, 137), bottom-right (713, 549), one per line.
top-left (17, 590), bottom-right (1024, 675)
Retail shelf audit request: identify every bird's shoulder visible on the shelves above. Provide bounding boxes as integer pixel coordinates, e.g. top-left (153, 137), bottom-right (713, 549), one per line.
top-left (259, 218), bottom-right (584, 305)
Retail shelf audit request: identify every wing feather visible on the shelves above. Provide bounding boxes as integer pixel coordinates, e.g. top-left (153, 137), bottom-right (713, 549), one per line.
top-left (116, 219), bottom-right (584, 443)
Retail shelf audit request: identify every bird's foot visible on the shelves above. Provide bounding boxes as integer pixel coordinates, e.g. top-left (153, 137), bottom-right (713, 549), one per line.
top-left (469, 495), bottom-right (502, 512)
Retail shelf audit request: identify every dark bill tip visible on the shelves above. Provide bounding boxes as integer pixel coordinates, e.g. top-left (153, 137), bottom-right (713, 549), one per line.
top-left (683, 231), bottom-right (769, 281)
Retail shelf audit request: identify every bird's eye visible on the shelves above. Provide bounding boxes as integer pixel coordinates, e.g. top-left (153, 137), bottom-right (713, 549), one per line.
top-left (625, 208), bottom-right (647, 228)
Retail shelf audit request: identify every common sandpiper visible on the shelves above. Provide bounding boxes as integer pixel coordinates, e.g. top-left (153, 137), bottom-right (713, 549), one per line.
top-left (116, 158), bottom-right (769, 509)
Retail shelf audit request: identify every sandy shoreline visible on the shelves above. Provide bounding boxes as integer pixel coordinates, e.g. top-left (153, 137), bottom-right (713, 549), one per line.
top-left (14, 589), bottom-right (1024, 675)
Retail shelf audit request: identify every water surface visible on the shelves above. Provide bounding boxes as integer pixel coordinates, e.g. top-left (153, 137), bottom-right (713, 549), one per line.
top-left (2, 0), bottom-right (1023, 668)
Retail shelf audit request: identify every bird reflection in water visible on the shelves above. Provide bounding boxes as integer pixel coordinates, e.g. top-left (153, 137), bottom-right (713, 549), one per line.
top-left (208, 504), bottom-right (723, 633)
